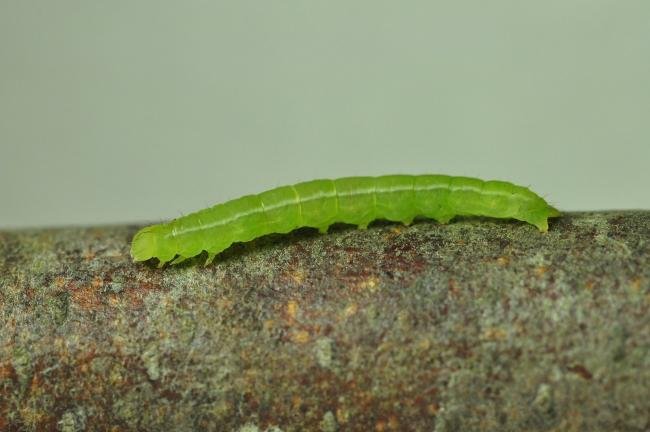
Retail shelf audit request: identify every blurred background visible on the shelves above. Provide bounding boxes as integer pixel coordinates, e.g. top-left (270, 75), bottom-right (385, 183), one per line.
top-left (1, 1), bottom-right (648, 229)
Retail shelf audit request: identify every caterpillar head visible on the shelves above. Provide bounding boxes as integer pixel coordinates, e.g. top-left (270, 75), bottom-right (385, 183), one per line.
top-left (131, 226), bottom-right (158, 262)
top-left (131, 224), bottom-right (175, 265)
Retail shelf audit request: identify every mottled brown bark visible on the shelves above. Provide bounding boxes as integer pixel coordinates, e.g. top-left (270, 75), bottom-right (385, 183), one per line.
top-left (1, 212), bottom-right (649, 431)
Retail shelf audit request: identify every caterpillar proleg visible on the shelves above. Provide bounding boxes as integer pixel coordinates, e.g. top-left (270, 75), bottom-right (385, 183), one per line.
top-left (131, 175), bottom-right (560, 267)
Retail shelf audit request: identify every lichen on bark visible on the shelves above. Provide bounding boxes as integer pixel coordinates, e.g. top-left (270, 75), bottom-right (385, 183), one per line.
top-left (0, 211), bottom-right (649, 431)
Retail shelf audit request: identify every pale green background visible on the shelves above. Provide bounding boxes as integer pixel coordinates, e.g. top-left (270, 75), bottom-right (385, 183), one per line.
top-left (1, 1), bottom-right (649, 229)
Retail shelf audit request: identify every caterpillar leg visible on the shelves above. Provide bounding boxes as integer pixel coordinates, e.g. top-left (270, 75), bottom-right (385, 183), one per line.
top-left (525, 218), bottom-right (549, 233)
top-left (170, 255), bottom-right (190, 265)
top-left (356, 220), bottom-right (373, 230)
top-left (204, 252), bottom-right (217, 267)
top-left (434, 215), bottom-right (454, 225)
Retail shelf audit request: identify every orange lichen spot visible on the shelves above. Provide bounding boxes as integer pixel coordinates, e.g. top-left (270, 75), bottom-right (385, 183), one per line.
top-left (427, 402), bottom-right (440, 415)
top-left (0, 362), bottom-right (14, 380)
top-left (342, 303), bottom-right (358, 319)
top-left (91, 276), bottom-right (104, 289)
top-left (291, 329), bottom-right (310, 344)
top-left (217, 298), bottom-right (234, 311)
top-left (482, 327), bottom-right (507, 341)
top-left (356, 276), bottom-right (379, 292)
top-left (54, 276), bottom-right (67, 289)
top-left (534, 266), bottom-right (548, 277)
top-left (568, 364), bottom-right (593, 380)
top-left (291, 395), bottom-right (303, 411)
top-left (336, 406), bottom-right (350, 424)
top-left (108, 296), bottom-right (121, 307)
top-left (29, 372), bottom-right (44, 394)
top-left (496, 256), bottom-right (510, 266)
top-left (19, 406), bottom-right (47, 429)
top-left (285, 300), bottom-right (299, 323)
top-left (376, 341), bottom-right (394, 355)
top-left (288, 269), bottom-right (306, 284)
top-left (585, 280), bottom-right (595, 291)
top-left (82, 249), bottom-right (96, 261)
top-left (70, 284), bottom-right (101, 310)
top-left (375, 420), bottom-right (388, 431)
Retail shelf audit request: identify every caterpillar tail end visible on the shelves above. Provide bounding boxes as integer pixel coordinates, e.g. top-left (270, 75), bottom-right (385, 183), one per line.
top-left (534, 220), bottom-right (550, 233)
top-left (531, 206), bottom-right (561, 233)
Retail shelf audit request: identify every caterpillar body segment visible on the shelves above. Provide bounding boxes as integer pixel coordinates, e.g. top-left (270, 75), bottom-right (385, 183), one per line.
top-left (130, 174), bottom-right (560, 267)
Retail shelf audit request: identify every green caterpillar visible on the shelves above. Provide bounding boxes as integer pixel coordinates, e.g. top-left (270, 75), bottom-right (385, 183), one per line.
top-left (131, 174), bottom-right (560, 267)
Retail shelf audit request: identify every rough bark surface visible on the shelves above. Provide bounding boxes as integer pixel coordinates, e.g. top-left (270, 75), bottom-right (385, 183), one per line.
top-left (0, 211), bottom-right (649, 431)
